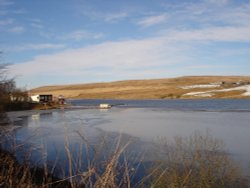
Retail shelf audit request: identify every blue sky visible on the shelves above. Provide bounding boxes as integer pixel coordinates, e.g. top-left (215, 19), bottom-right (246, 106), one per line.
top-left (0, 0), bottom-right (250, 88)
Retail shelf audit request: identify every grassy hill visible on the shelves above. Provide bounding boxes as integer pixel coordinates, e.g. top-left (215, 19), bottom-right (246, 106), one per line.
top-left (30, 76), bottom-right (250, 99)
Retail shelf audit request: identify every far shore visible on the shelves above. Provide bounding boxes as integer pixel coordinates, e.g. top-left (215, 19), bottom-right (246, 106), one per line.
top-left (5, 97), bottom-right (250, 125)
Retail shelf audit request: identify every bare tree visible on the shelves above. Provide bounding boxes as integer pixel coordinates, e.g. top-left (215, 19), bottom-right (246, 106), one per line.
top-left (0, 55), bottom-right (13, 123)
top-left (0, 52), bottom-right (29, 124)
top-left (0, 72), bottom-right (8, 123)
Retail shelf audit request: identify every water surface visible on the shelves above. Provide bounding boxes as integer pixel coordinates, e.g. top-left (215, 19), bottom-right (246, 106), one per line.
top-left (4, 99), bottom-right (250, 178)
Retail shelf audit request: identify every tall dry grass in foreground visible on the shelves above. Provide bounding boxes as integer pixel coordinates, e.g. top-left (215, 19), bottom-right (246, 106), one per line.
top-left (150, 131), bottom-right (244, 188)
top-left (0, 128), bottom-right (145, 188)
top-left (0, 128), bottom-right (249, 188)
top-left (60, 132), bottom-right (141, 188)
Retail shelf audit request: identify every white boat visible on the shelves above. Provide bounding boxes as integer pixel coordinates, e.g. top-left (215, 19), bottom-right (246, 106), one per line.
top-left (99, 104), bottom-right (112, 109)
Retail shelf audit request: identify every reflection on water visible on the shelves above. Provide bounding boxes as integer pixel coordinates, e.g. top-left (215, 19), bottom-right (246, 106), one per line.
top-left (3, 100), bottom-right (250, 178)
top-left (31, 114), bottom-right (40, 120)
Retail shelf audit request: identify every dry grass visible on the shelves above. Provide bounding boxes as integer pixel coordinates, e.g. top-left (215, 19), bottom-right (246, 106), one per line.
top-left (213, 90), bottom-right (246, 99)
top-left (30, 76), bottom-right (250, 99)
top-left (0, 127), bottom-right (249, 187)
top-left (0, 127), bottom-right (144, 188)
top-left (0, 149), bottom-right (73, 188)
top-left (150, 131), bottom-right (244, 188)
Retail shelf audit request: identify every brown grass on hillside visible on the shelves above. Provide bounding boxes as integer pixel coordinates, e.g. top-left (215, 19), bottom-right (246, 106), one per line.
top-left (30, 76), bottom-right (250, 99)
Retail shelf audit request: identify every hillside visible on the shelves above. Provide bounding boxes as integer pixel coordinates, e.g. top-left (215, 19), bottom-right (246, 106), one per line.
top-left (30, 76), bottom-right (250, 99)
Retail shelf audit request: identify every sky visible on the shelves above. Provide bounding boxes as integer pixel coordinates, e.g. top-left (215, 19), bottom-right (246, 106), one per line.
top-left (0, 0), bottom-right (250, 88)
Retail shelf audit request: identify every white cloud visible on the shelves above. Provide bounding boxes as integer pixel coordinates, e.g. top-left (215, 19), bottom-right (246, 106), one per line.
top-left (0, 0), bottom-right (14, 16)
top-left (104, 12), bottom-right (128, 22)
top-left (30, 22), bottom-right (43, 29)
top-left (27, 18), bottom-right (42, 23)
top-left (73, 2), bottom-right (129, 23)
top-left (218, 4), bottom-right (250, 26)
top-left (159, 1), bottom-right (250, 30)
top-left (6, 0), bottom-right (250, 87)
top-left (9, 37), bottom-right (177, 78)
top-left (205, 0), bottom-right (229, 5)
top-left (164, 26), bottom-right (250, 42)
top-left (137, 14), bottom-right (168, 27)
top-left (8, 26), bottom-right (25, 34)
top-left (9, 19), bottom-right (250, 87)
top-left (61, 30), bottom-right (104, 41)
top-left (0, 18), bottom-right (13, 25)
top-left (8, 43), bottom-right (66, 52)
top-left (0, 0), bottom-right (14, 6)
top-left (12, 9), bottom-right (26, 14)
top-left (27, 18), bottom-right (44, 29)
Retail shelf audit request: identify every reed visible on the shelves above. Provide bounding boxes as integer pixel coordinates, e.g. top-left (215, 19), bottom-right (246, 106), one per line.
top-left (150, 131), bottom-right (244, 188)
top-left (0, 127), bottom-right (249, 187)
top-left (0, 126), bottom-right (144, 187)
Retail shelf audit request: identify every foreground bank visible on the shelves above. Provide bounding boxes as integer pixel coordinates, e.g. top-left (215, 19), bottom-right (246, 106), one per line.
top-left (0, 129), bottom-right (248, 187)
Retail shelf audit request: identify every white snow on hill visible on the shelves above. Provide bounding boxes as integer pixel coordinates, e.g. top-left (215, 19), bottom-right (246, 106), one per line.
top-left (180, 84), bottom-right (220, 89)
top-left (183, 85), bottom-right (250, 97)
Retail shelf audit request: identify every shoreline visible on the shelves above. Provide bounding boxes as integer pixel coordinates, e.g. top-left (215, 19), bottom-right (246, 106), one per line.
top-left (4, 98), bottom-right (250, 124)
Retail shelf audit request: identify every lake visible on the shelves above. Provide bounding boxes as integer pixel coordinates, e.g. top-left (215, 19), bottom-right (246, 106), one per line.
top-left (3, 99), bottom-right (250, 183)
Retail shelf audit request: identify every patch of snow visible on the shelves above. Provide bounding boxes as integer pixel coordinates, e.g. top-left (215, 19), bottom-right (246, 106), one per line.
top-left (184, 91), bottom-right (214, 97)
top-left (242, 85), bottom-right (250, 96)
top-left (180, 84), bottom-right (220, 89)
top-left (183, 84), bottom-right (250, 97)
top-left (218, 85), bottom-right (250, 96)
top-left (198, 93), bottom-right (214, 97)
top-left (210, 82), bottom-right (223, 85)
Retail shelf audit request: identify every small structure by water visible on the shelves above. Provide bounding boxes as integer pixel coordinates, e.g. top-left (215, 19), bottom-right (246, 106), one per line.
top-left (30, 94), bottom-right (53, 103)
